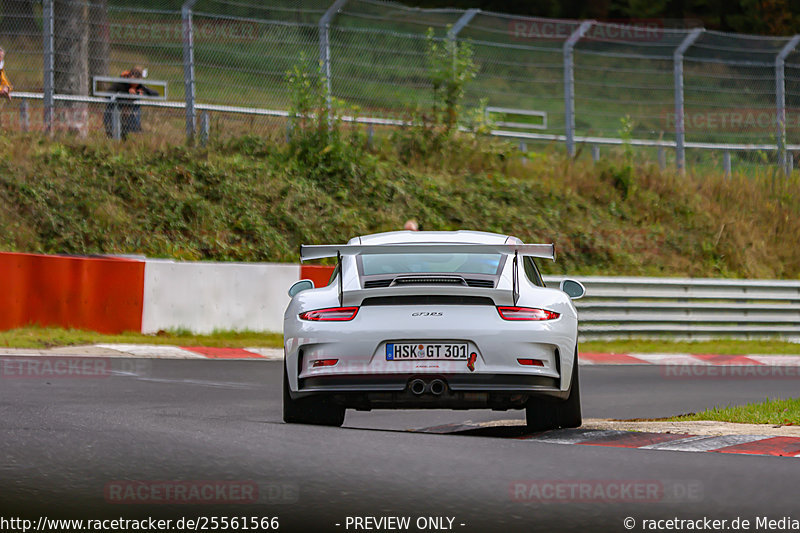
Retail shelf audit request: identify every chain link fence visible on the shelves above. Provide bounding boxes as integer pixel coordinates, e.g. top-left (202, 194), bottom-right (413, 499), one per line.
top-left (4, 0), bottom-right (800, 173)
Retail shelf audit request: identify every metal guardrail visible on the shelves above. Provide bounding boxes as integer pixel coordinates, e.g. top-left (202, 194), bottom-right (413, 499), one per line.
top-left (92, 77), bottom-right (168, 100)
top-left (14, 92), bottom-right (800, 156)
top-left (543, 276), bottom-right (800, 340)
top-left (485, 107), bottom-right (547, 131)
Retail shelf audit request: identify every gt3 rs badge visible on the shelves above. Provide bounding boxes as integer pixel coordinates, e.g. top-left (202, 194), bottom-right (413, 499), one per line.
top-left (467, 352), bottom-right (477, 372)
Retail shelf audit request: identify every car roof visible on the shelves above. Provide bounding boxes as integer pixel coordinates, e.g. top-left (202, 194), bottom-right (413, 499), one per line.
top-left (350, 230), bottom-right (521, 246)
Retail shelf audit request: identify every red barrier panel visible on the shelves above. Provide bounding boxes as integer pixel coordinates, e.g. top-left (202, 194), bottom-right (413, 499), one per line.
top-left (300, 265), bottom-right (335, 289)
top-left (0, 252), bottom-right (145, 334)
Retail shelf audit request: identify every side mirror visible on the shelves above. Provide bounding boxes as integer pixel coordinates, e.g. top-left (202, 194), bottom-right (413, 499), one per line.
top-left (288, 279), bottom-right (314, 298)
top-left (559, 279), bottom-right (585, 300)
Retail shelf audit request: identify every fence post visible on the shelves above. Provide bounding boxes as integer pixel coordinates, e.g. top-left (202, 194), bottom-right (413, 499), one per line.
top-left (199, 111), bottom-right (209, 146)
top-left (776, 35), bottom-right (800, 176)
top-left (723, 151), bottom-right (731, 177)
top-left (111, 101), bottom-right (121, 141)
top-left (318, 0), bottom-right (349, 118)
top-left (563, 21), bottom-right (594, 158)
top-left (657, 146), bottom-right (666, 170)
top-left (19, 98), bottom-right (29, 132)
top-left (673, 28), bottom-right (703, 173)
top-left (42, 0), bottom-right (54, 133)
top-left (182, 0), bottom-right (198, 142)
top-left (591, 144), bottom-right (600, 162)
top-left (448, 8), bottom-right (479, 64)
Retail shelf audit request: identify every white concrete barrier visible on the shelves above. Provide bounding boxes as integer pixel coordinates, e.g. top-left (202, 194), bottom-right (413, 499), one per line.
top-left (141, 259), bottom-right (300, 334)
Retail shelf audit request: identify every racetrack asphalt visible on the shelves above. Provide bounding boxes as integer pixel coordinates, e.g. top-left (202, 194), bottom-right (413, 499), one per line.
top-left (0, 358), bottom-right (797, 532)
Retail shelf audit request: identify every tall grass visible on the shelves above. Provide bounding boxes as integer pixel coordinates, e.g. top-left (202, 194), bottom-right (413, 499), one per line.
top-left (0, 125), bottom-right (798, 279)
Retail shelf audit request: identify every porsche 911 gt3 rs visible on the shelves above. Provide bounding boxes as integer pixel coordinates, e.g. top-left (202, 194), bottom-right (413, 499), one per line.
top-left (283, 230), bottom-right (585, 430)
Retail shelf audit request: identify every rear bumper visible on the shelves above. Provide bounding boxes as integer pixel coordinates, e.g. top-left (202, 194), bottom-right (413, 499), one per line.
top-left (284, 304), bottom-right (578, 397)
top-left (292, 372), bottom-right (567, 409)
top-left (299, 372), bottom-right (558, 392)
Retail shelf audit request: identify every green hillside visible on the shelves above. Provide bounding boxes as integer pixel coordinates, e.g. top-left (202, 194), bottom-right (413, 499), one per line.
top-left (0, 128), bottom-right (798, 279)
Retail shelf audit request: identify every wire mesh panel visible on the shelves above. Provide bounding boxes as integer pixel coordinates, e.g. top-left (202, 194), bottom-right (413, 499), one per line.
top-left (573, 23), bottom-right (688, 142)
top-left (192, 0), bottom-right (325, 109)
top-left (1, 0), bottom-right (42, 92)
top-left (331, 0), bottom-right (464, 117)
top-left (5, 0), bottom-right (800, 172)
top-left (784, 56), bottom-right (800, 153)
top-left (0, 0), bottom-right (42, 130)
top-left (458, 11), bottom-right (571, 136)
top-left (99, 1), bottom-right (183, 138)
top-left (105, 1), bottom-right (183, 99)
top-left (683, 31), bottom-right (785, 146)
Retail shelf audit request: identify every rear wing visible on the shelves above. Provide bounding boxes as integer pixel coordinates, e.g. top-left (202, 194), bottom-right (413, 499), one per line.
top-left (300, 242), bottom-right (556, 306)
top-left (300, 243), bottom-right (556, 261)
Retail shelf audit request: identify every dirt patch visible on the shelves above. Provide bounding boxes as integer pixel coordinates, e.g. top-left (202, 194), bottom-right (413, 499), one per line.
top-left (466, 418), bottom-right (800, 437)
top-left (582, 418), bottom-right (800, 437)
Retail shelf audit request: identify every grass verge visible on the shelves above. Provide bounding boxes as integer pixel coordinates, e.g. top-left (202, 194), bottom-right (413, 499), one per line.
top-left (661, 397), bottom-right (800, 426)
top-left (0, 327), bottom-right (283, 350)
top-left (2, 130), bottom-right (800, 279)
top-left (1, 327), bottom-right (798, 355)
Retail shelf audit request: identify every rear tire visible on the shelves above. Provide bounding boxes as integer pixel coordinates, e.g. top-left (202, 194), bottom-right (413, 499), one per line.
top-left (557, 358), bottom-right (582, 428)
top-left (525, 350), bottom-right (582, 431)
top-left (283, 365), bottom-right (345, 427)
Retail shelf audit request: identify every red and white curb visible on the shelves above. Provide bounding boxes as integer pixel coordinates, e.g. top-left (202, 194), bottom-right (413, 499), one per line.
top-left (529, 429), bottom-right (800, 457)
top-left (580, 353), bottom-right (800, 366)
top-left (412, 425), bottom-right (800, 458)
top-left (95, 345), bottom-right (284, 360)
top-left (1, 348), bottom-right (800, 366)
top-left (0, 345), bottom-right (283, 360)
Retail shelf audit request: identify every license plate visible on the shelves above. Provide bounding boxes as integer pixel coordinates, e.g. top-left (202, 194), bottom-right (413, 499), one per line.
top-left (385, 343), bottom-right (468, 360)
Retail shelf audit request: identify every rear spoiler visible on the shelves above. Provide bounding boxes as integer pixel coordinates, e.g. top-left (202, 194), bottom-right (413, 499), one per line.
top-left (302, 243), bottom-right (555, 307)
top-left (300, 243), bottom-right (556, 261)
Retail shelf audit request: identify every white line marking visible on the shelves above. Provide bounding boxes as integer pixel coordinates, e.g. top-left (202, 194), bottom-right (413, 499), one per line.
top-left (95, 344), bottom-right (207, 359)
top-left (631, 353), bottom-right (712, 365)
top-left (244, 347), bottom-right (284, 359)
top-left (639, 434), bottom-right (772, 451)
top-left (525, 429), bottom-right (629, 444)
top-left (413, 422), bottom-right (483, 434)
top-left (748, 355), bottom-right (800, 366)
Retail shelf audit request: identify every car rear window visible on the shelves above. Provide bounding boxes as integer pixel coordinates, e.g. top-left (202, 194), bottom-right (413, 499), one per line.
top-left (361, 253), bottom-right (503, 276)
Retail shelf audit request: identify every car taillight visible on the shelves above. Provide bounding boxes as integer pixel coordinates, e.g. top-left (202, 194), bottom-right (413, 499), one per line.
top-left (312, 359), bottom-right (339, 367)
top-left (497, 306), bottom-right (560, 321)
top-left (299, 307), bottom-right (359, 321)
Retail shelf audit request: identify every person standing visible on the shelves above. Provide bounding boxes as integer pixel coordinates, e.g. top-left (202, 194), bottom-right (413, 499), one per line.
top-left (0, 47), bottom-right (12, 100)
top-left (404, 219), bottom-right (419, 231)
top-left (103, 66), bottom-right (157, 138)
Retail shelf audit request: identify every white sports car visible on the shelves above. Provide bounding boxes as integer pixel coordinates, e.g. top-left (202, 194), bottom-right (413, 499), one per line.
top-left (283, 230), bottom-right (585, 430)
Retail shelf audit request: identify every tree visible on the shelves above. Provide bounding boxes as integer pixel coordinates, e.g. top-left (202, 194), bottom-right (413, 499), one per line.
top-left (89, 0), bottom-right (109, 81)
top-left (425, 27), bottom-right (477, 130)
top-left (0, 0), bottom-right (35, 37)
top-left (54, 0), bottom-right (89, 135)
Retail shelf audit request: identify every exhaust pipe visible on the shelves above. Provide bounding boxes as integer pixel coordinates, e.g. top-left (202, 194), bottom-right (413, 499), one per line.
top-left (409, 379), bottom-right (426, 395)
top-left (429, 379), bottom-right (446, 396)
